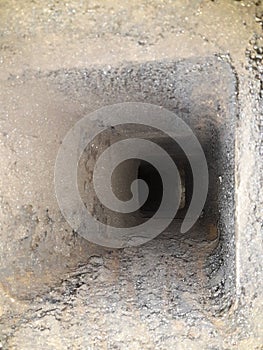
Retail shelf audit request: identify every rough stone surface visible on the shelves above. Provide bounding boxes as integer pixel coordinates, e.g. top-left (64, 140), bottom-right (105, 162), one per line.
top-left (0, 0), bottom-right (262, 349)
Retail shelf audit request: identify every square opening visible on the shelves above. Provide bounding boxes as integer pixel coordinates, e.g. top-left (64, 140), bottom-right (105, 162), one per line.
top-left (71, 57), bottom-right (236, 317)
